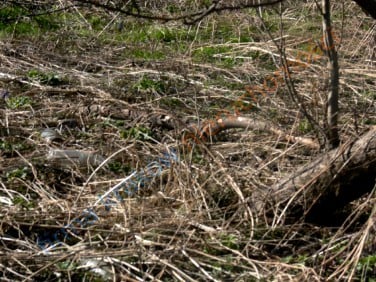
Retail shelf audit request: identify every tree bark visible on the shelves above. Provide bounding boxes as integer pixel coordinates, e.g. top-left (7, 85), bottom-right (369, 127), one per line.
top-left (322, 0), bottom-right (340, 149)
top-left (352, 0), bottom-right (376, 19)
top-left (269, 127), bottom-right (376, 225)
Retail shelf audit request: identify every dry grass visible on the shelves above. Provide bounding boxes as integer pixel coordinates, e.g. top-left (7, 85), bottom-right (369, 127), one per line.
top-left (0, 1), bottom-right (375, 281)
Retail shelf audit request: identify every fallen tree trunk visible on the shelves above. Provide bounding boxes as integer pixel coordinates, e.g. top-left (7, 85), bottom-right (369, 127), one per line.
top-left (270, 126), bottom-right (376, 225)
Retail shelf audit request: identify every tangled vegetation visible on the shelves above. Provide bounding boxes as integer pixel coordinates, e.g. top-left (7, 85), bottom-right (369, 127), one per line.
top-left (0, 1), bottom-right (375, 281)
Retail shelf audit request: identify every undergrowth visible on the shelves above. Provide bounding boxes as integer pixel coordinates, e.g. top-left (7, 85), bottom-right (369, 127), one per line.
top-left (0, 2), bottom-right (375, 281)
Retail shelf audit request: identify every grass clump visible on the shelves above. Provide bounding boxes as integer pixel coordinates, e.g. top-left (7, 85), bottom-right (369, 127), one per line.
top-left (192, 45), bottom-right (233, 64)
top-left (0, 138), bottom-right (32, 156)
top-left (108, 161), bottom-right (131, 174)
top-left (6, 95), bottom-right (32, 109)
top-left (132, 77), bottom-right (167, 94)
top-left (5, 166), bottom-right (30, 181)
top-left (0, 7), bottom-right (60, 36)
top-left (27, 69), bottom-right (67, 86)
top-left (120, 126), bottom-right (152, 141)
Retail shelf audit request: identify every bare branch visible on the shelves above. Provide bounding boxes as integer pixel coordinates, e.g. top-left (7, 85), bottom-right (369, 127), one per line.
top-left (322, 0), bottom-right (340, 149)
top-left (73, 0), bottom-right (285, 24)
top-left (186, 116), bottom-right (320, 149)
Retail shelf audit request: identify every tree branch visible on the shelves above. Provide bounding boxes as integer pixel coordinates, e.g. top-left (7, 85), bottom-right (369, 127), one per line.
top-left (73, 0), bottom-right (285, 24)
top-left (185, 116), bottom-right (320, 149)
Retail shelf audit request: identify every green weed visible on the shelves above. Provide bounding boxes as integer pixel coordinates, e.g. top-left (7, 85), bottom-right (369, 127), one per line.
top-left (0, 139), bottom-right (32, 157)
top-left (356, 255), bottom-right (376, 280)
top-left (13, 195), bottom-right (36, 209)
top-left (193, 45), bottom-right (230, 60)
top-left (132, 77), bottom-right (166, 94)
top-left (55, 260), bottom-right (106, 282)
top-left (6, 95), bottom-right (32, 109)
top-left (6, 166), bottom-right (29, 180)
top-left (0, 7), bottom-right (60, 36)
top-left (87, 14), bottom-right (106, 31)
top-left (120, 126), bottom-right (152, 141)
top-left (27, 69), bottom-right (67, 86)
top-left (364, 119), bottom-right (376, 125)
top-left (220, 233), bottom-right (240, 250)
top-left (148, 26), bottom-right (193, 43)
top-left (131, 49), bottom-right (165, 60)
top-left (108, 161), bottom-right (131, 174)
top-left (160, 97), bottom-right (185, 108)
top-left (0, 140), bottom-right (13, 153)
top-left (298, 118), bottom-right (313, 133)
top-left (362, 89), bottom-right (376, 100)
